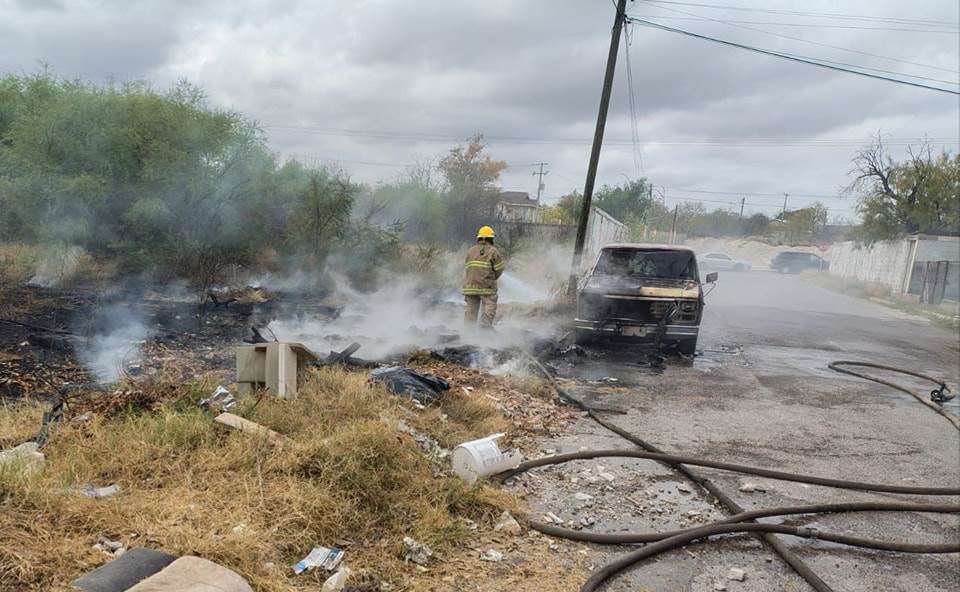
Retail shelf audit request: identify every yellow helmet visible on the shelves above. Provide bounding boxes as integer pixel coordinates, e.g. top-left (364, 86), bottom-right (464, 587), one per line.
top-left (476, 225), bottom-right (495, 239)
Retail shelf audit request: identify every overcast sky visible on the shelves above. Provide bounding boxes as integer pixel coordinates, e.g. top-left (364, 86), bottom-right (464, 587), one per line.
top-left (2, 0), bottom-right (958, 220)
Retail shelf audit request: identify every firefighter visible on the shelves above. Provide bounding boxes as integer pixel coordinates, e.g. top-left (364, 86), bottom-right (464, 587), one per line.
top-left (463, 225), bottom-right (505, 329)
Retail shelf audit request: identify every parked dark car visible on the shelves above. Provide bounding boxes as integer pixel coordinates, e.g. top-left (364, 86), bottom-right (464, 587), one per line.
top-left (771, 251), bottom-right (829, 273)
top-left (575, 244), bottom-right (717, 355)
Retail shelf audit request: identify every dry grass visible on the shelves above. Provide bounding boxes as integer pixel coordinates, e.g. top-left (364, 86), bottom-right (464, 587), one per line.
top-left (0, 401), bottom-right (45, 448)
top-left (0, 243), bottom-right (41, 287)
top-left (0, 367), bottom-right (516, 591)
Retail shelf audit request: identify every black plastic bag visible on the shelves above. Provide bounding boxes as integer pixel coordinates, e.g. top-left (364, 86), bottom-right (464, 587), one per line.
top-left (370, 366), bottom-right (450, 406)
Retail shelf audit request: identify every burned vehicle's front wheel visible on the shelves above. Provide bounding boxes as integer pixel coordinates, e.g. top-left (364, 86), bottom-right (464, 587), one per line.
top-left (676, 337), bottom-right (698, 356)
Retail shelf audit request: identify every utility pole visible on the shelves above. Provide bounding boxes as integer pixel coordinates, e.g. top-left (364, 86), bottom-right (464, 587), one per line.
top-left (567, 0), bottom-right (629, 297)
top-left (531, 162), bottom-right (549, 204)
top-left (782, 192), bottom-right (789, 216)
top-left (670, 203), bottom-right (678, 244)
top-left (739, 197), bottom-right (745, 218)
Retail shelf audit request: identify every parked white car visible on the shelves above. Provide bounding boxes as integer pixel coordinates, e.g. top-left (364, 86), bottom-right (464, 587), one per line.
top-left (697, 251), bottom-right (752, 272)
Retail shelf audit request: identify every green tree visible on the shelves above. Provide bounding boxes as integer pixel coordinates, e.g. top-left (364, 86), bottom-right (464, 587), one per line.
top-left (438, 133), bottom-right (507, 242)
top-left (849, 136), bottom-right (959, 240)
top-left (288, 169), bottom-right (356, 259)
top-left (743, 212), bottom-right (771, 236)
top-left (593, 178), bottom-right (654, 223)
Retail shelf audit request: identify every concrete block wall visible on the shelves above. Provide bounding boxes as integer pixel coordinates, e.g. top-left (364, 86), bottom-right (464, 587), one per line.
top-left (826, 239), bottom-right (913, 294)
top-left (915, 235), bottom-right (960, 263)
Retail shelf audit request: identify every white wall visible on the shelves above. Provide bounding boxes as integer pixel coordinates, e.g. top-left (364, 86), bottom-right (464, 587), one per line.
top-left (583, 207), bottom-right (628, 267)
top-left (826, 239), bottom-right (913, 293)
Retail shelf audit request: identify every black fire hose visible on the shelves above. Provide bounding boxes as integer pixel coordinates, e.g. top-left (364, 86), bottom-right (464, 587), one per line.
top-left (828, 361), bottom-right (958, 430)
top-left (502, 448), bottom-right (960, 496)
top-left (520, 353), bottom-right (960, 592)
top-left (529, 501), bottom-right (960, 544)
top-left (579, 522), bottom-right (960, 592)
top-left (584, 409), bottom-right (834, 592)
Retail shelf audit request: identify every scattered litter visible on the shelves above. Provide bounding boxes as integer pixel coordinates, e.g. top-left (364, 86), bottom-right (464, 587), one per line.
top-left (370, 366), bottom-right (450, 406)
top-left (395, 419), bottom-right (451, 461)
top-left (80, 484), bottom-right (122, 498)
top-left (493, 511), bottom-right (522, 535)
top-left (231, 523), bottom-right (247, 534)
top-left (0, 441), bottom-right (45, 473)
top-left (321, 567), bottom-right (352, 592)
top-left (727, 567), bottom-right (747, 582)
top-left (479, 549), bottom-right (504, 562)
top-left (677, 484), bottom-right (692, 493)
top-left (402, 536), bottom-right (433, 565)
top-left (451, 434), bottom-right (522, 483)
top-left (293, 546), bottom-right (345, 575)
top-left (213, 412), bottom-right (288, 444)
top-left (199, 385), bottom-right (236, 412)
top-left (597, 471), bottom-right (615, 482)
top-left (739, 483), bottom-right (767, 493)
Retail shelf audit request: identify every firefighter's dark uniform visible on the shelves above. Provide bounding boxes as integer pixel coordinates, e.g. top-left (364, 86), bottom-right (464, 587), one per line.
top-left (462, 242), bottom-right (505, 328)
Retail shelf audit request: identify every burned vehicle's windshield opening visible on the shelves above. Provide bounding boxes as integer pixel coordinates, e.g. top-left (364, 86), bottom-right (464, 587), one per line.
top-left (594, 249), bottom-right (697, 280)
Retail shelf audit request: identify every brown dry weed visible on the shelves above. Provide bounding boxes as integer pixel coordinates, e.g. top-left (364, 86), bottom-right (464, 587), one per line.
top-left (0, 367), bottom-right (517, 591)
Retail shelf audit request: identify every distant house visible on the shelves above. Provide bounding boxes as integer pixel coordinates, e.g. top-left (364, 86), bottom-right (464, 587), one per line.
top-left (495, 191), bottom-right (540, 223)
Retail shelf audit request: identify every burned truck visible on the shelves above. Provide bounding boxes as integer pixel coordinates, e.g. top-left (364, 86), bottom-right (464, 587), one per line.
top-left (575, 244), bottom-right (716, 354)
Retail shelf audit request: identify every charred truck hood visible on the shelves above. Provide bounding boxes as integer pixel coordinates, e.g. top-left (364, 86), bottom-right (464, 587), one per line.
top-left (575, 246), bottom-right (706, 354)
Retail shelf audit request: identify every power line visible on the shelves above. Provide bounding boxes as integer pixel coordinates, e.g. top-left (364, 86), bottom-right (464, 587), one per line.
top-left (625, 16), bottom-right (960, 94)
top-left (623, 23), bottom-right (644, 176)
top-left (638, 1), bottom-right (959, 28)
top-left (624, 15), bottom-right (960, 34)
top-left (640, 2), bottom-right (959, 76)
top-left (267, 125), bottom-right (957, 147)
top-left (661, 186), bottom-right (845, 199)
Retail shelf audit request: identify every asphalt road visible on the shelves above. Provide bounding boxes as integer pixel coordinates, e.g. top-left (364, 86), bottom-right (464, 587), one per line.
top-left (519, 271), bottom-right (960, 592)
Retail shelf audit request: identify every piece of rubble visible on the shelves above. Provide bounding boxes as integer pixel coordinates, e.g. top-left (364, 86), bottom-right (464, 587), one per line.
top-left (597, 471), bottom-right (615, 482)
top-left (80, 484), bottom-right (122, 498)
top-left (677, 484), bottom-right (692, 493)
top-left (739, 483), bottom-right (767, 493)
top-left (93, 536), bottom-right (125, 556)
top-left (727, 568), bottom-right (747, 582)
top-left (214, 412), bottom-right (288, 445)
top-left (493, 511), bottom-right (522, 535)
top-left (126, 556), bottom-right (252, 592)
top-left (479, 549), bottom-right (504, 562)
top-left (714, 582), bottom-right (728, 591)
top-left (0, 441), bottom-right (44, 473)
top-left (543, 512), bottom-right (563, 524)
top-left (574, 492), bottom-right (594, 502)
top-left (402, 536), bottom-right (433, 565)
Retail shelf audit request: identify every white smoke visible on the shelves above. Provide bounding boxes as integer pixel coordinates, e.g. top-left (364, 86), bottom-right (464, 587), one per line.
top-left (268, 269), bottom-right (558, 361)
top-left (75, 305), bottom-right (151, 383)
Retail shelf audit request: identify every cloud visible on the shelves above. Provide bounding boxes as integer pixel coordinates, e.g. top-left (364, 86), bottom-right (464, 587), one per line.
top-left (1, 0), bottom-right (956, 221)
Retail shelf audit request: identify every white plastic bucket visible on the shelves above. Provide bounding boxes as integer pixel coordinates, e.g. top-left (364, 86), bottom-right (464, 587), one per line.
top-left (452, 433), bottom-right (523, 483)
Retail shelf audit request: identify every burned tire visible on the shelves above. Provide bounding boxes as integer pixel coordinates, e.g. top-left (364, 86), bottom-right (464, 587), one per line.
top-left (575, 329), bottom-right (595, 345)
top-left (677, 337), bottom-right (698, 356)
